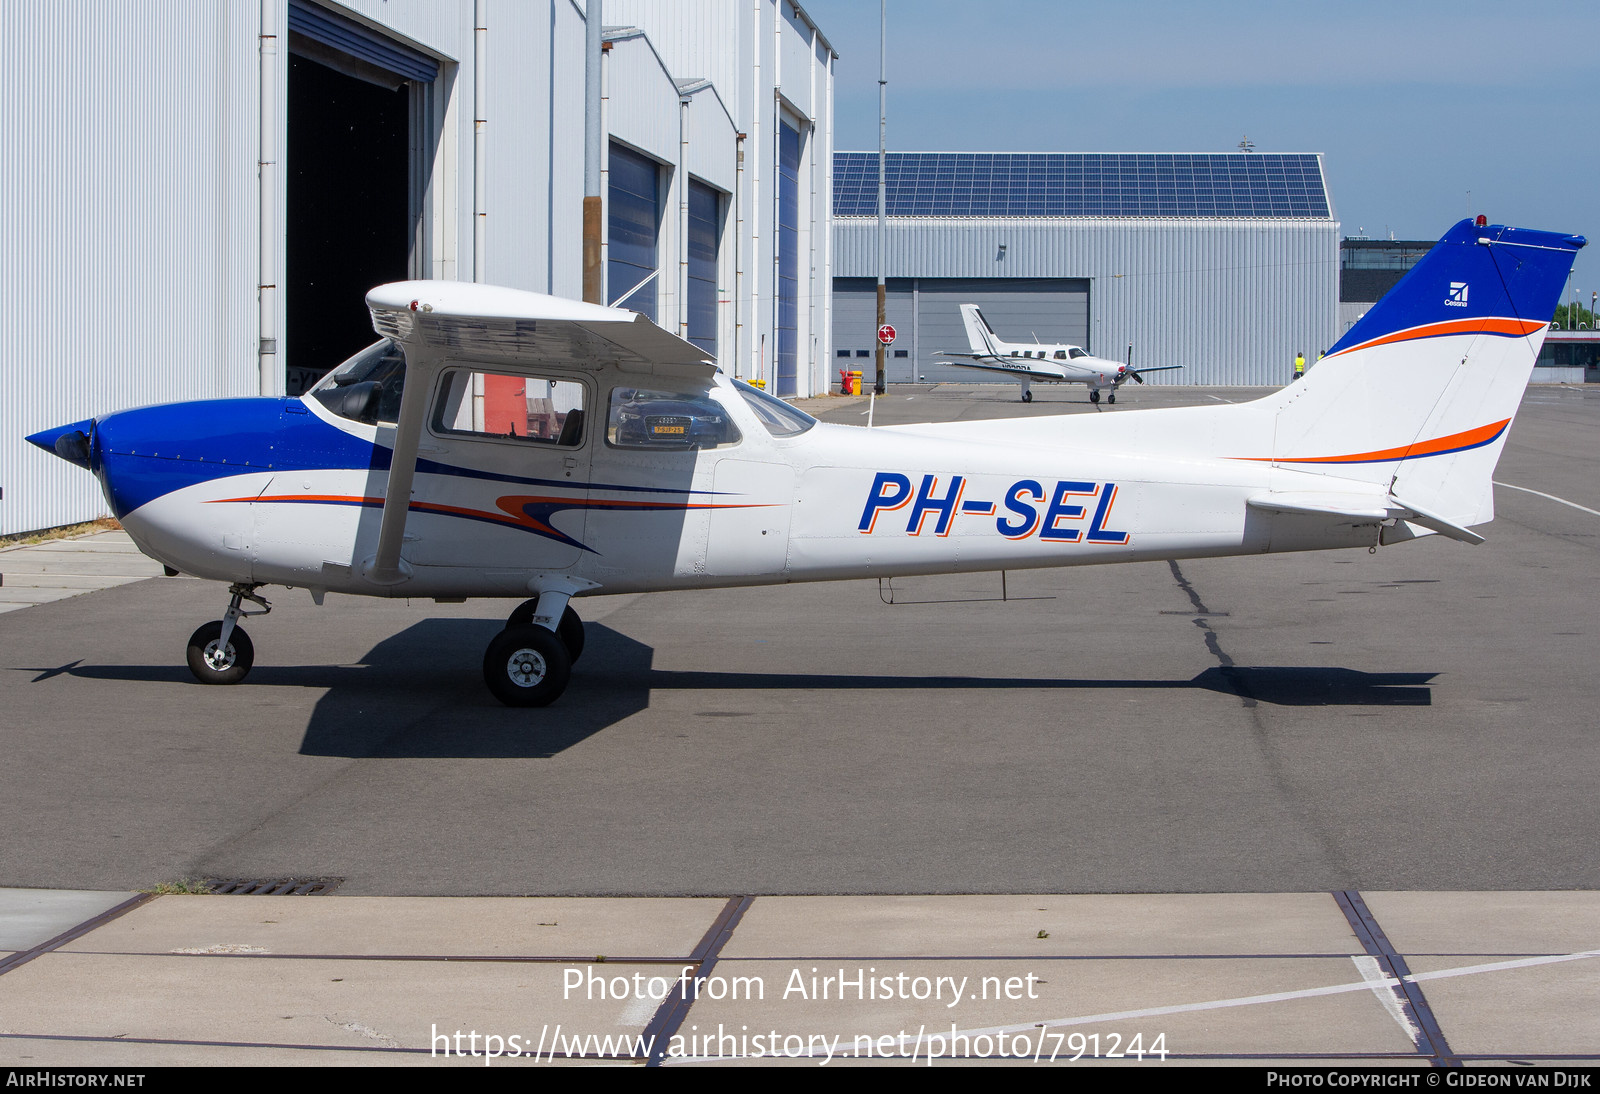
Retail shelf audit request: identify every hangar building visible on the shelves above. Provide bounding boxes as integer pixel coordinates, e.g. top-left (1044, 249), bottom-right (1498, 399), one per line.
top-left (1, 0), bottom-right (835, 536)
top-left (832, 152), bottom-right (1339, 387)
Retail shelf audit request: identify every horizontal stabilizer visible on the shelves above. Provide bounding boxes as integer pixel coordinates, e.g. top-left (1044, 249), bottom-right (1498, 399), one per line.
top-left (1387, 493), bottom-right (1485, 545)
top-left (1247, 491), bottom-right (1402, 522)
top-left (1247, 491), bottom-right (1485, 545)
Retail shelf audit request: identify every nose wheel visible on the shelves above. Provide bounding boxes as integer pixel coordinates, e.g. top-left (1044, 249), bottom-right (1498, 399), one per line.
top-left (185, 583), bottom-right (270, 685)
top-left (186, 620), bottom-right (255, 684)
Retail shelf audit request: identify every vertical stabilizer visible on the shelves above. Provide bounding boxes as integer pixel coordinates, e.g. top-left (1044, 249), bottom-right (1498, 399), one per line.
top-left (1266, 220), bottom-right (1583, 526)
top-left (960, 304), bottom-right (1005, 356)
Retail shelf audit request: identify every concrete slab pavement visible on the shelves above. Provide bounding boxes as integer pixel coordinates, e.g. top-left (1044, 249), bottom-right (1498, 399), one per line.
top-left (3, 889), bottom-right (1598, 1067)
top-left (0, 531), bottom-right (166, 613)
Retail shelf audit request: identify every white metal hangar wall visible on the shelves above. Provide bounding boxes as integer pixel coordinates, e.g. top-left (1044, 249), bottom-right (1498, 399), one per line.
top-left (832, 153), bottom-right (1339, 387)
top-left (0, 0), bottom-right (835, 536)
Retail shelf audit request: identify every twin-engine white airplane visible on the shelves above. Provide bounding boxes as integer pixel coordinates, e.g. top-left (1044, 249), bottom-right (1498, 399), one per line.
top-left (939, 303), bottom-right (1183, 403)
top-left (27, 218), bottom-right (1583, 707)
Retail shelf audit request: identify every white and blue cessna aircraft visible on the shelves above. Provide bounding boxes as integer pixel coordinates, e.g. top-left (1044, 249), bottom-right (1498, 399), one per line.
top-left (938, 303), bottom-right (1183, 403)
top-left (27, 218), bottom-right (1583, 707)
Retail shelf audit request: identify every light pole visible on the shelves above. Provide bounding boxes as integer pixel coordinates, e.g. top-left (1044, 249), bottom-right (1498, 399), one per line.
top-left (874, 0), bottom-right (887, 395)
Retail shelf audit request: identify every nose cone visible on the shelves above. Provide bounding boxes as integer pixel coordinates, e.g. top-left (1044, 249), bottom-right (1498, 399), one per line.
top-left (26, 419), bottom-right (98, 469)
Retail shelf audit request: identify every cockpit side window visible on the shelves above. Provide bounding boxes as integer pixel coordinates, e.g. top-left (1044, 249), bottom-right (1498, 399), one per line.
top-left (311, 340), bottom-right (407, 424)
top-left (1068, 347), bottom-right (1088, 360)
top-left (433, 369), bottom-right (587, 446)
top-left (606, 386), bottom-right (741, 450)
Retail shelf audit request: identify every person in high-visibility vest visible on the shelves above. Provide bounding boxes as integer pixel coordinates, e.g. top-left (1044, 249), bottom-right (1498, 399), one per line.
top-left (1293, 351), bottom-right (1305, 381)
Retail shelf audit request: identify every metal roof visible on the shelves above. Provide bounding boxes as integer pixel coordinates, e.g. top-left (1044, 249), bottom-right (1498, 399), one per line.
top-left (834, 152), bottom-right (1331, 219)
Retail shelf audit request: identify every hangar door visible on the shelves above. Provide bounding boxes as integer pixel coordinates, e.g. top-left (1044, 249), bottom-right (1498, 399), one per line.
top-left (832, 278), bottom-right (1090, 384)
top-left (285, 0), bottom-right (440, 395)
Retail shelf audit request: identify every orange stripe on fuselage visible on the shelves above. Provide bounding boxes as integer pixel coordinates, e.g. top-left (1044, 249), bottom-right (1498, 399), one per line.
top-left (1232, 418), bottom-right (1510, 465)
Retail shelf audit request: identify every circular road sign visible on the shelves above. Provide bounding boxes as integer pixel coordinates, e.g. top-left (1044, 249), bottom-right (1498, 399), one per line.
top-left (877, 324), bottom-right (897, 345)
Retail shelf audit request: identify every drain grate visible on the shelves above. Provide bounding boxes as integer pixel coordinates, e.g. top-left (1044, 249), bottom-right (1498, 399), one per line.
top-left (205, 877), bottom-right (343, 896)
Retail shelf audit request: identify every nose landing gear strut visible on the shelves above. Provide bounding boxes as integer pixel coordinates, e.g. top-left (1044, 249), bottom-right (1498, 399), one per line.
top-left (186, 584), bottom-right (271, 685)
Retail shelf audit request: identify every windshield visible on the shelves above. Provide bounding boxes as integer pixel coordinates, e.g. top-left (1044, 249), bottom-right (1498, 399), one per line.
top-left (731, 380), bottom-right (816, 437)
top-left (309, 340), bottom-right (406, 424)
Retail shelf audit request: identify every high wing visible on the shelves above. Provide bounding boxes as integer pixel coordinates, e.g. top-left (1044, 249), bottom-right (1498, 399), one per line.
top-left (361, 281), bottom-right (713, 583)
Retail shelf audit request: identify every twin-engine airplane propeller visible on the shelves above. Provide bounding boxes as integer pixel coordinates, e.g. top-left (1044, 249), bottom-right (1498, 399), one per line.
top-left (938, 303), bottom-right (1183, 403)
top-left (27, 218), bottom-right (1584, 707)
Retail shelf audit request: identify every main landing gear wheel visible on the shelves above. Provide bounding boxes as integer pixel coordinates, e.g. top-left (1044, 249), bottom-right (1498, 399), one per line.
top-left (1020, 390), bottom-right (1033, 403)
top-left (483, 625), bottom-right (571, 707)
top-left (506, 598), bottom-right (585, 663)
top-left (1090, 389), bottom-right (1101, 405)
top-left (186, 621), bottom-right (254, 685)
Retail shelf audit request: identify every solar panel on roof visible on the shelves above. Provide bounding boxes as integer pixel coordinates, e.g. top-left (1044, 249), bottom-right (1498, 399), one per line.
top-left (831, 152), bottom-right (1332, 219)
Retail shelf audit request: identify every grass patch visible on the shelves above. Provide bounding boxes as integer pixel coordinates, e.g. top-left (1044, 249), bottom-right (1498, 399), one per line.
top-left (0, 516), bottom-right (121, 550)
top-left (148, 878), bottom-right (217, 896)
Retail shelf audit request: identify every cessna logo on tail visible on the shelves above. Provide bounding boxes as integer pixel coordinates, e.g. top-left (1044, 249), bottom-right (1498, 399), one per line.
top-left (1446, 282), bottom-right (1469, 307)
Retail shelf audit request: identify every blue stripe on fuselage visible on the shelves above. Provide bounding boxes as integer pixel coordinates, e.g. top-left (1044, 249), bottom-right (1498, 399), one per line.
top-left (92, 397), bottom-right (727, 518)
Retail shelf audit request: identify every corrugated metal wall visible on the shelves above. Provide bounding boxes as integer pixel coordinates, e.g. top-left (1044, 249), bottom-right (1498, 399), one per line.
top-left (607, 0), bottom-right (747, 123)
top-left (2, 2), bottom-right (261, 535)
top-left (834, 218), bottom-right (1339, 386)
top-left (482, 0), bottom-right (584, 297)
top-left (610, 0), bottom-right (836, 396)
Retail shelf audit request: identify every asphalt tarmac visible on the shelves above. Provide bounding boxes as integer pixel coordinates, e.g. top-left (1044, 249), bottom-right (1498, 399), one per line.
top-left (1, 384), bottom-right (1596, 898)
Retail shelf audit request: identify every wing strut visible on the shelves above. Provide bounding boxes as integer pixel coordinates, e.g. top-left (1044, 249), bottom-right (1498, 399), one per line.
top-left (362, 349), bottom-right (445, 585)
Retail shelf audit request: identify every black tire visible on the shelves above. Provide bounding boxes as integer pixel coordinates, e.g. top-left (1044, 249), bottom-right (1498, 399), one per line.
top-left (1108, 391), bottom-right (1116, 404)
top-left (1021, 390), bottom-right (1033, 403)
top-left (505, 598), bottom-right (586, 663)
top-left (186, 621), bottom-right (254, 685)
top-left (1090, 389), bottom-right (1101, 404)
top-left (483, 625), bottom-right (572, 707)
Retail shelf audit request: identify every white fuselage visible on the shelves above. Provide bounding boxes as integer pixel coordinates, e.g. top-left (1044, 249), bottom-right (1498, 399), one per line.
top-left (116, 372), bottom-right (1379, 604)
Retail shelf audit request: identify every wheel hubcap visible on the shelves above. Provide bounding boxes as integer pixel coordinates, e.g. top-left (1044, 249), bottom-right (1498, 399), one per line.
top-left (203, 641), bottom-right (235, 671)
top-left (507, 648), bottom-right (547, 687)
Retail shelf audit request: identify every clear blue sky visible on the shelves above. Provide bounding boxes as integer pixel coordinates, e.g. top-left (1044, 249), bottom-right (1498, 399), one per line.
top-left (801, 0), bottom-right (1599, 301)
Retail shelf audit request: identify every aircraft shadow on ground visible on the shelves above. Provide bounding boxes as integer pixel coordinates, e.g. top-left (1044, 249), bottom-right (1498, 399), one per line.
top-left (63, 622), bottom-right (1433, 759)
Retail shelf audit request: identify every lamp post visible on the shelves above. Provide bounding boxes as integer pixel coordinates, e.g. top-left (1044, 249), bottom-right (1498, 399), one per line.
top-left (874, 0), bottom-right (887, 395)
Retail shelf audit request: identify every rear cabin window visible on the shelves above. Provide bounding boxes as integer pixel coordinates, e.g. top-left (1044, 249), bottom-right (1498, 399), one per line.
top-left (606, 387), bottom-right (741, 450)
top-left (433, 368), bottom-right (586, 446)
